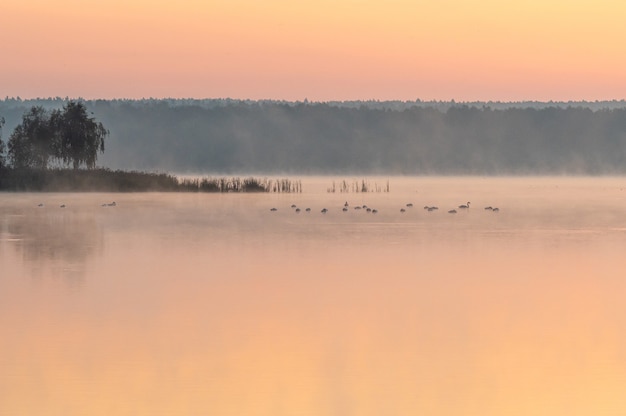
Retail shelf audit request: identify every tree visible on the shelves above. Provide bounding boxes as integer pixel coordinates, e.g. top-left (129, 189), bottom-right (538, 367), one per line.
top-left (52, 101), bottom-right (108, 169)
top-left (7, 106), bottom-right (54, 169)
top-left (0, 116), bottom-right (5, 168)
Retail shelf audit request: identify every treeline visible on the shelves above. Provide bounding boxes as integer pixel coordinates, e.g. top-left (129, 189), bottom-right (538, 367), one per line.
top-left (3, 99), bottom-right (626, 174)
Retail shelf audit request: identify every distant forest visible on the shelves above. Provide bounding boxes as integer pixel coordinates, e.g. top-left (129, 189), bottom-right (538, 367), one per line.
top-left (2, 97), bottom-right (626, 174)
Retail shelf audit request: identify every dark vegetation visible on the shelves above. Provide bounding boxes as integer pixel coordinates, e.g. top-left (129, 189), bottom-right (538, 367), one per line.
top-left (2, 98), bottom-right (626, 176)
top-left (0, 168), bottom-right (299, 193)
top-left (0, 99), bottom-right (300, 192)
top-left (327, 179), bottom-right (390, 193)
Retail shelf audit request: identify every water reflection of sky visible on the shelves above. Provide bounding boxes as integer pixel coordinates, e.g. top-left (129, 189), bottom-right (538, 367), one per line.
top-left (1, 178), bottom-right (626, 415)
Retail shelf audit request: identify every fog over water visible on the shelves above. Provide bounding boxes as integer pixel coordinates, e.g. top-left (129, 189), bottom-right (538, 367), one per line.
top-left (1, 177), bottom-right (626, 416)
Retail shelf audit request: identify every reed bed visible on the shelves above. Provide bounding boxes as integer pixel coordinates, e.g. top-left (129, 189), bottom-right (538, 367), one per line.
top-left (327, 179), bottom-right (390, 193)
top-left (0, 167), bottom-right (302, 193)
top-left (180, 176), bottom-right (302, 193)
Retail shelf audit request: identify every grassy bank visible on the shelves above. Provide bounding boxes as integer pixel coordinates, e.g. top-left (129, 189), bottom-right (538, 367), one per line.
top-left (0, 168), bottom-right (301, 193)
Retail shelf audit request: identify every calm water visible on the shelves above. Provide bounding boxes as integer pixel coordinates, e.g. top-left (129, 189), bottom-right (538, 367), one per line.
top-left (1, 177), bottom-right (626, 416)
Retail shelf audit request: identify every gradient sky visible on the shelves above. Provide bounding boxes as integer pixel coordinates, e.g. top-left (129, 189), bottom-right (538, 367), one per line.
top-left (2, 0), bottom-right (626, 101)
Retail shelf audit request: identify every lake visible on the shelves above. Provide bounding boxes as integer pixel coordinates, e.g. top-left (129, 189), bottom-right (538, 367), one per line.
top-left (1, 176), bottom-right (626, 416)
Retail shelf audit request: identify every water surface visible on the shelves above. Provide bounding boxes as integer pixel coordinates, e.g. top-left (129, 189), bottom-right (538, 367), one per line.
top-left (1, 177), bottom-right (626, 415)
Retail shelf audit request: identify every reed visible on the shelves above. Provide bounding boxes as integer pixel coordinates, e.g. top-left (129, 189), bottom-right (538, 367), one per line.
top-left (0, 167), bottom-right (303, 193)
top-left (327, 178), bottom-right (390, 193)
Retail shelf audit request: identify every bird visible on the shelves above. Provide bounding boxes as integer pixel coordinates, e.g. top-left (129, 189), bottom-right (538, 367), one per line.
top-left (484, 206), bottom-right (493, 210)
top-left (448, 209), bottom-right (457, 214)
top-left (290, 204), bottom-right (297, 208)
top-left (406, 203), bottom-right (413, 207)
top-left (400, 208), bottom-right (406, 213)
top-left (305, 208), bottom-right (311, 212)
top-left (366, 208), bottom-right (372, 213)
top-left (372, 209), bottom-right (378, 214)
top-left (321, 208), bottom-right (328, 213)
top-left (60, 204), bottom-right (66, 208)
top-left (492, 207), bottom-right (500, 212)
top-left (270, 208), bottom-right (278, 211)
top-left (37, 203), bottom-right (44, 207)
top-left (354, 206), bottom-right (362, 210)
top-left (342, 207), bottom-right (348, 212)
top-left (344, 201), bottom-right (349, 207)
top-left (295, 208), bottom-right (301, 213)
top-left (107, 202), bottom-right (116, 207)
top-left (458, 202), bottom-right (470, 209)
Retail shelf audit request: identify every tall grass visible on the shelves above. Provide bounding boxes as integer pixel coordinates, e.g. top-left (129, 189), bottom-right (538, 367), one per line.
top-left (327, 179), bottom-right (390, 193)
top-left (0, 167), bottom-right (303, 193)
top-left (179, 176), bottom-right (302, 193)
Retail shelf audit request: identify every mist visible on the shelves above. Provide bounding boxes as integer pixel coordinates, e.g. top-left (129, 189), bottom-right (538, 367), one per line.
top-left (2, 98), bottom-right (626, 175)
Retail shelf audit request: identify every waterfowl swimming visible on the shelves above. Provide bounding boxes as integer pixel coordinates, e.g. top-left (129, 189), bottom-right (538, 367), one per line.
top-left (344, 201), bottom-right (349, 207)
top-left (295, 208), bottom-right (301, 213)
top-left (492, 207), bottom-right (500, 212)
top-left (60, 204), bottom-right (66, 208)
top-left (458, 202), bottom-right (470, 209)
top-left (270, 207), bottom-right (278, 211)
top-left (38, 203), bottom-right (44, 207)
top-left (406, 203), bottom-right (413, 207)
top-left (305, 208), bottom-right (311, 212)
top-left (291, 204), bottom-right (297, 208)
top-left (484, 206), bottom-right (493, 210)
top-left (372, 209), bottom-right (378, 214)
top-left (448, 209), bottom-right (457, 214)
top-left (400, 208), bottom-right (406, 213)
top-left (342, 207), bottom-right (348, 212)
top-left (321, 208), bottom-right (328, 213)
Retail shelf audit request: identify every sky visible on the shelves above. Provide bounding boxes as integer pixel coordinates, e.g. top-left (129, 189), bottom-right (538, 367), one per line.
top-left (2, 0), bottom-right (626, 102)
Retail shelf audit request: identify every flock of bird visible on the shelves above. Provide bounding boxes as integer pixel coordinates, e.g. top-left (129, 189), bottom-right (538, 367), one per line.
top-left (36, 202), bottom-right (117, 208)
top-left (270, 201), bottom-right (500, 214)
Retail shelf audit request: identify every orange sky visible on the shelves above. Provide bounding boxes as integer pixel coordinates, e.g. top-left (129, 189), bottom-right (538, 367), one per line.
top-left (2, 0), bottom-right (626, 101)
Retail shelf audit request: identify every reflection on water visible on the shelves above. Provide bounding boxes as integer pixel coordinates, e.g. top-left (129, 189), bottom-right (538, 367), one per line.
top-left (1, 178), bottom-right (626, 416)
top-left (3, 207), bottom-right (102, 283)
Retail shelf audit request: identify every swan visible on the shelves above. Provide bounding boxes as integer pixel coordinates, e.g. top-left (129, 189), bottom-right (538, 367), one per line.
top-left (406, 203), bottom-right (413, 207)
top-left (305, 208), bottom-right (311, 212)
top-left (342, 207), bottom-right (348, 212)
top-left (321, 208), bottom-right (328, 213)
top-left (400, 208), bottom-right (406, 213)
top-left (448, 209), bottom-right (457, 214)
top-left (458, 202), bottom-right (470, 209)
top-left (295, 208), bottom-right (301, 213)
top-left (270, 207), bottom-right (278, 211)
top-left (492, 207), bottom-right (500, 212)
top-left (484, 206), bottom-right (493, 210)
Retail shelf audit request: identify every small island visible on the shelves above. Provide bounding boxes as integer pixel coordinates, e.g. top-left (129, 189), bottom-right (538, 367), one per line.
top-left (0, 101), bottom-right (300, 193)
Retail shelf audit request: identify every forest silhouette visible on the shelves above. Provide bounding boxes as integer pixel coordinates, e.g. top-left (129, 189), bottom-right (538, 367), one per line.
top-left (2, 98), bottom-right (626, 176)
